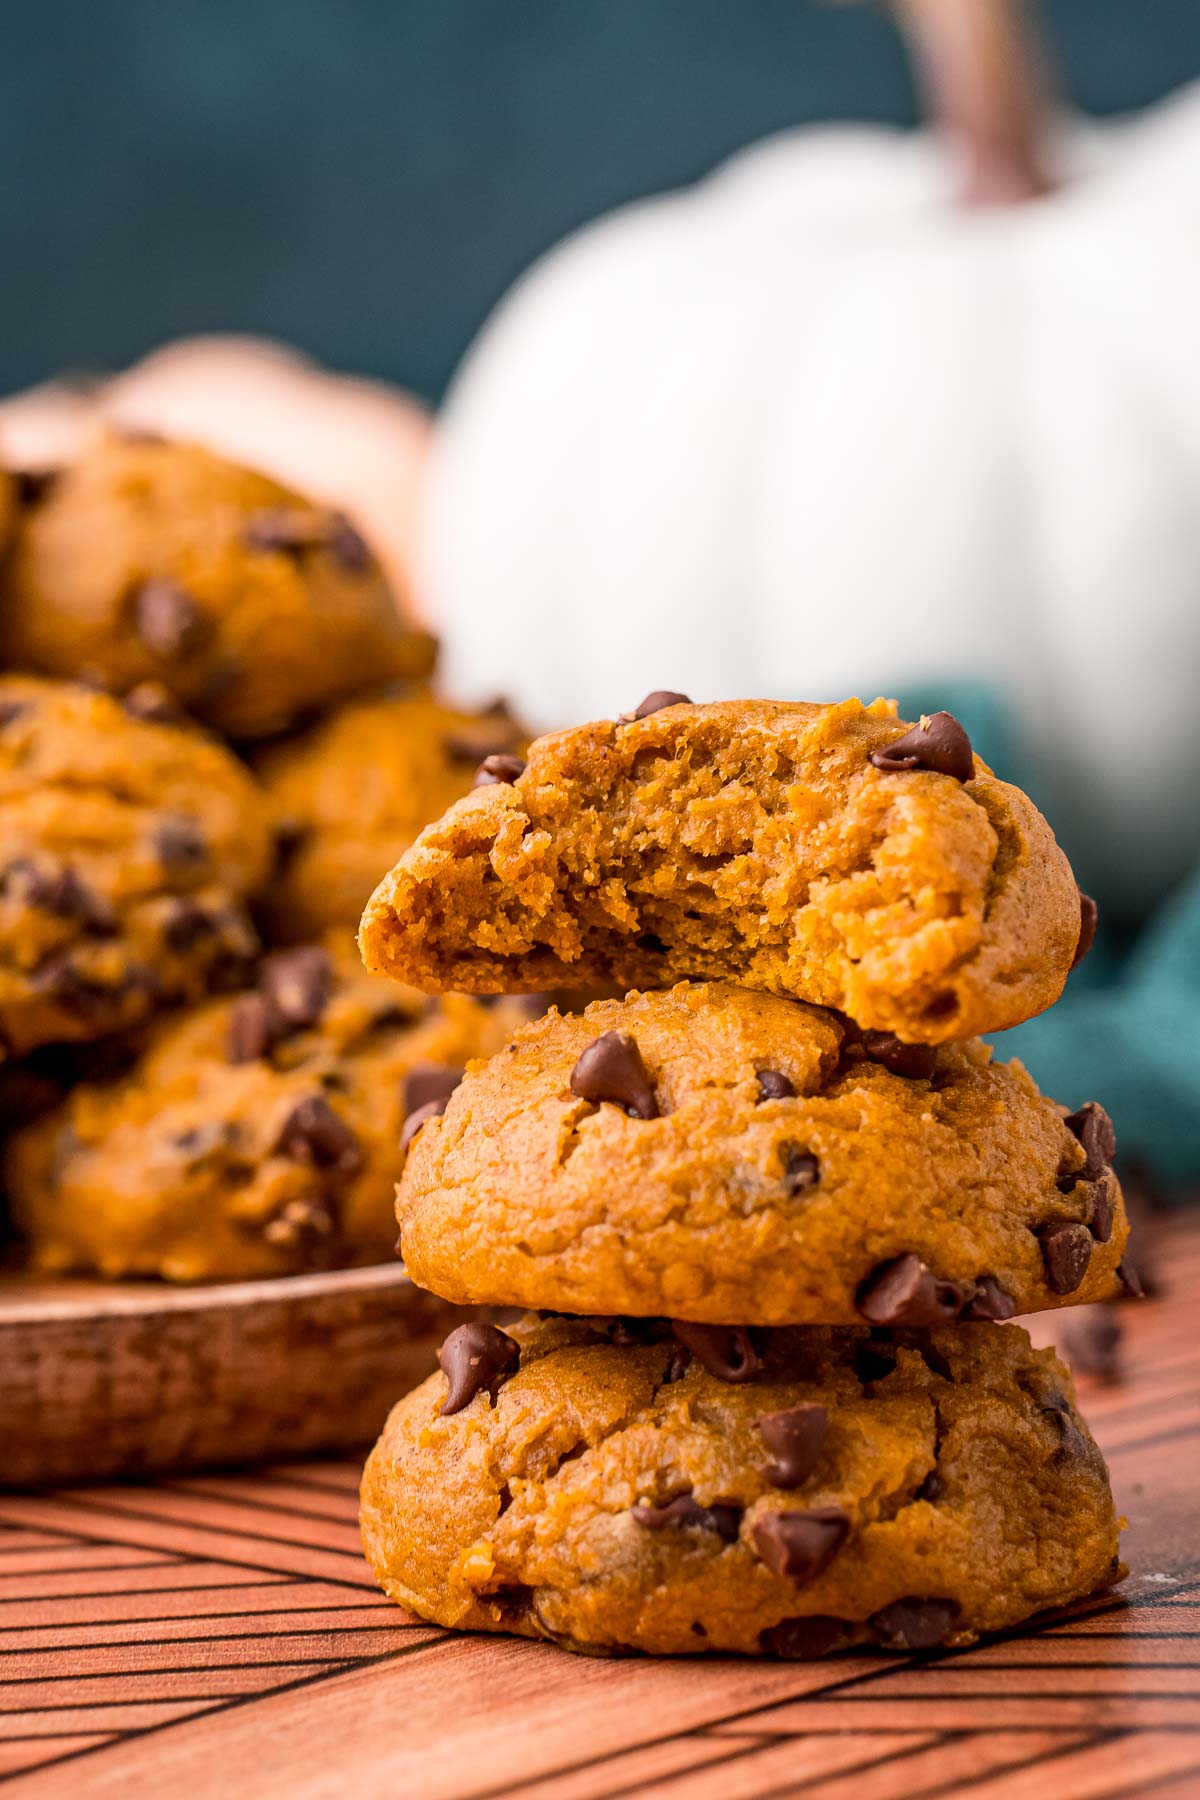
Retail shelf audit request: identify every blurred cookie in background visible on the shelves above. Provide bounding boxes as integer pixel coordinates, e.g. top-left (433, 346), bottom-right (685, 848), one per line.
top-left (4, 933), bottom-right (533, 1282)
top-left (253, 686), bottom-right (525, 942)
top-left (0, 675), bottom-right (271, 1056)
top-left (0, 432), bottom-right (435, 740)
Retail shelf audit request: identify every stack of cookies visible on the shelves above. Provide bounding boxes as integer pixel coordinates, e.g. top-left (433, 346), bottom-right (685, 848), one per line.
top-left (358, 694), bottom-right (1131, 1659)
top-left (0, 430), bottom-right (530, 1280)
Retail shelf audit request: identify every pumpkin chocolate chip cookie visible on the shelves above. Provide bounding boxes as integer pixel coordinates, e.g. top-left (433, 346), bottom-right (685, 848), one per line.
top-left (0, 432), bottom-right (434, 739)
top-left (5, 934), bottom-right (532, 1281)
top-left (360, 1312), bottom-right (1121, 1658)
top-left (359, 696), bottom-right (1081, 1044)
top-left (253, 687), bottom-right (526, 941)
top-left (395, 982), bottom-right (1127, 1324)
top-left (0, 674), bottom-right (271, 1056)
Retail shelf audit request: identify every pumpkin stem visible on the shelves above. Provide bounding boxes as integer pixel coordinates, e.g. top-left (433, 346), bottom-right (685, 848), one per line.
top-left (892, 0), bottom-right (1056, 202)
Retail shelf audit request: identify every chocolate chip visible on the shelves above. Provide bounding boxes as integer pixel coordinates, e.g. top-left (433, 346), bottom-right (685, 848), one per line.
top-left (155, 817), bottom-right (207, 870)
top-left (1072, 892), bottom-right (1098, 970)
top-left (173, 1120), bottom-right (239, 1162)
top-left (631, 690), bottom-right (692, 720)
top-left (261, 946), bottom-right (332, 1032)
top-left (262, 1197), bottom-right (337, 1256)
top-left (399, 1096), bottom-right (448, 1154)
top-left (473, 753), bottom-right (526, 788)
top-left (662, 1342), bottom-right (692, 1384)
top-left (12, 468), bottom-right (57, 506)
top-left (122, 681), bottom-right (188, 727)
top-left (781, 1145), bottom-right (820, 1195)
top-left (870, 1597), bottom-right (959, 1651)
top-left (438, 1322), bottom-right (520, 1415)
top-left (869, 712), bottom-right (975, 782)
top-left (403, 1063), bottom-right (465, 1116)
top-left (1039, 1222), bottom-right (1093, 1294)
top-left (325, 513), bottom-right (373, 572)
top-left (752, 1508), bottom-right (849, 1583)
top-left (3, 861), bottom-right (112, 930)
top-left (570, 1031), bottom-right (659, 1119)
top-left (1064, 1102), bottom-right (1116, 1179)
top-left (161, 898), bottom-right (217, 953)
top-left (757, 1069), bottom-right (795, 1102)
top-left (133, 580), bottom-right (207, 659)
top-left (32, 951), bottom-right (138, 1017)
top-left (244, 510), bottom-right (325, 555)
top-left (273, 1094), bottom-right (362, 1172)
top-left (1090, 1172), bottom-right (1116, 1245)
top-left (607, 1316), bottom-right (659, 1346)
top-left (861, 1034), bottom-right (937, 1080)
top-left (0, 697), bottom-right (30, 729)
top-left (760, 1616), bottom-right (848, 1660)
top-left (1117, 1256), bottom-right (1144, 1299)
top-left (228, 992), bottom-right (274, 1063)
top-left (757, 1405), bottom-right (828, 1489)
top-left (1063, 1306), bottom-right (1122, 1382)
top-left (670, 1322), bottom-right (761, 1383)
top-left (915, 1469), bottom-right (943, 1503)
top-left (631, 1491), bottom-right (742, 1543)
top-left (441, 725), bottom-right (521, 767)
top-left (960, 1275), bottom-right (1016, 1322)
top-left (856, 1254), bottom-right (966, 1327)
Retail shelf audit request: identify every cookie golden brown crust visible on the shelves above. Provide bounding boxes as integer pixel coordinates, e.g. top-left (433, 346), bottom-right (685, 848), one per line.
top-left (0, 675), bottom-right (272, 1055)
top-left (396, 983), bottom-right (1127, 1324)
top-left (253, 688), bottom-right (526, 941)
top-left (360, 697), bottom-right (1081, 1043)
top-left (0, 433), bottom-right (434, 738)
top-left (5, 933), bottom-right (534, 1281)
top-left (360, 1313), bottom-right (1122, 1658)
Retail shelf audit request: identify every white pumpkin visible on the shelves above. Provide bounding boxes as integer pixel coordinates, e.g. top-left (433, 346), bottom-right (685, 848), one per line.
top-left (425, 18), bottom-right (1200, 915)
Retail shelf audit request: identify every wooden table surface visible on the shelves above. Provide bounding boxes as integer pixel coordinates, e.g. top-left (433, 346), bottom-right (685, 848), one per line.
top-left (2, 1212), bottom-right (1197, 1800)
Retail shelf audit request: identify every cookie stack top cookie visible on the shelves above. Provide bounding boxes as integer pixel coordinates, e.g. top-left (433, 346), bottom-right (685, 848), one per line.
top-left (361, 693), bottom-right (1126, 1331)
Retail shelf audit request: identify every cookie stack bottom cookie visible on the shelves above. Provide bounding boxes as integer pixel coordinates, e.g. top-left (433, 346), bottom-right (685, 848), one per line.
top-left (362, 1315), bottom-right (1120, 1658)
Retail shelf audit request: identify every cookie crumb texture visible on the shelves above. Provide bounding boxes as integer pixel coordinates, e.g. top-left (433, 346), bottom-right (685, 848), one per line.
top-left (254, 689), bottom-right (526, 940)
top-left (1, 434), bottom-right (434, 739)
top-left (0, 675), bottom-right (272, 1055)
top-left (4, 934), bottom-right (529, 1281)
top-left (360, 698), bottom-right (1079, 1043)
top-left (397, 983), bottom-right (1127, 1323)
top-left (361, 1315), bottom-right (1121, 1658)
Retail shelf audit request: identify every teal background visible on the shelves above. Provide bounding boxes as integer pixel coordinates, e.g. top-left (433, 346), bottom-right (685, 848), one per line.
top-left (1, 0), bottom-right (1198, 400)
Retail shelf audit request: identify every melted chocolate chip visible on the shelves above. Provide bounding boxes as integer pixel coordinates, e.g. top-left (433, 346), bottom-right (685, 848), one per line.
top-left (403, 1063), bottom-right (465, 1116)
top-left (1063, 1306), bottom-right (1122, 1382)
top-left (870, 1596), bottom-right (959, 1651)
top-left (1064, 1102), bottom-right (1116, 1179)
top-left (631, 690), bottom-right (692, 720)
top-left (960, 1275), bottom-right (1016, 1322)
top-left (670, 1322), bottom-right (761, 1383)
top-left (161, 898), bottom-right (217, 953)
top-left (631, 1491), bottom-right (742, 1543)
top-left (781, 1145), bottom-right (820, 1195)
top-left (1039, 1222), bottom-right (1093, 1294)
top-left (133, 580), bottom-right (207, 659)
top-left (1072, 892), bottom-right (1098, 970)
top-left (438, 1322), bottom-right (520, 1415)
top-left (473, 753), bottom-right (526, 788)
top-left (869, 712), bottom-right (975, 782)
top-left (856, 1254), bottom-right (966, 1327)
top-left (273, 1094), bottom-right (362, 1172)
top-left (570, 1031), bottom-right (659, 1119)
top-left (751, 1508), bottom-right (849, 1583)
top-left (3, 861), bottom-right (112, 930)
top-left (757, 1405), bottom-right (828, 1489)
top-left (760, 1616), bottom-right (848, 1660)
top-left (155, 817), bottom-right (207, 870)
top-left (228, 992), bottom-right (274, 1063)
top-left (861, 1034), bottom-right (937, 1080)
top-left (399, 1096), bottom-right (448, 1154)
top-left (756, 1069), bottom-right (795, 1102)
top-left (261, 946), bottom-right (332, 1032)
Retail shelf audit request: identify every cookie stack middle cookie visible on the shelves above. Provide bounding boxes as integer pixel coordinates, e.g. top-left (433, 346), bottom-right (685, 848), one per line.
top-left (358, 695), bottom-right (1127, 1659)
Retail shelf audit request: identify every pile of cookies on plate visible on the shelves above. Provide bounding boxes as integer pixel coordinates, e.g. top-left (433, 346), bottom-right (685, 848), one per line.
top-left (0, 431), bottom-right (531, 1280)
top-left (358, 693), bottom-right (1134, 1659)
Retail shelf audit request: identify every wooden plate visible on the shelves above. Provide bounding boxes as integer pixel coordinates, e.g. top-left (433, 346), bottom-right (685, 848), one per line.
top-left (0, 1263), bottom-right (468, 1488)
